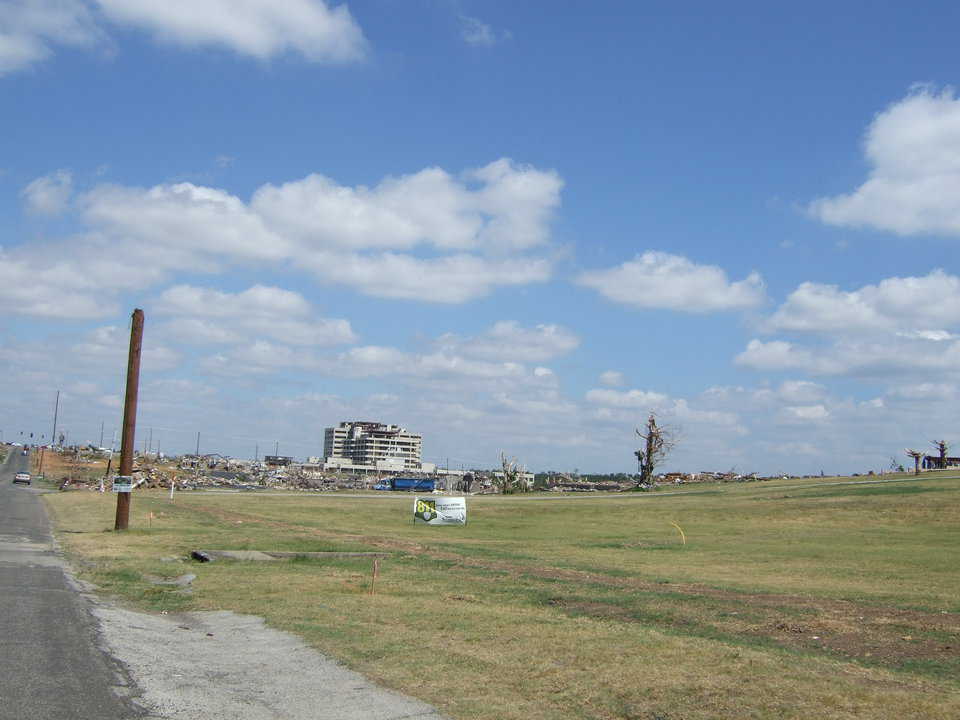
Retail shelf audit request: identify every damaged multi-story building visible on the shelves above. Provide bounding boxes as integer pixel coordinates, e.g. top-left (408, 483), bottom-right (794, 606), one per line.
top-left (322, 421), bottom-right (426, 473)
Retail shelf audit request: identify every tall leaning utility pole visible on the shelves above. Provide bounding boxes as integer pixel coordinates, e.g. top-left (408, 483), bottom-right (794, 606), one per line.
top-left (115, 309), bottom-right (144, 531)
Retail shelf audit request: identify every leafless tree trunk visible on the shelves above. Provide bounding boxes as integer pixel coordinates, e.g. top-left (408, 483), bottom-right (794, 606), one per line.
top-left (931, 440), bottom-right (948, 469)
top-left (635, 414), bottom-right (676, 486)
top-left (905, 449), bottom-right (924, 476)
top-left (498, 452), bottom-right (527, 494)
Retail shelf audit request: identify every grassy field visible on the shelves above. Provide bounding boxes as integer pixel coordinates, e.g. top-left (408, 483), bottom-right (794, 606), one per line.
top-left (44, 468), bottom-right (960, 720)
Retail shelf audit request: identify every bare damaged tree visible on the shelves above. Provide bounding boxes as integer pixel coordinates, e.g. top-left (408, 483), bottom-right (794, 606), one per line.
top-left (931, 440), bottom-right (949, 469)
top-left (905, 449), bottom-right (924, 476)
top-left (634, 414), bottom-right (676, 487)
top-left (498, 452), bottom-right (528, 494)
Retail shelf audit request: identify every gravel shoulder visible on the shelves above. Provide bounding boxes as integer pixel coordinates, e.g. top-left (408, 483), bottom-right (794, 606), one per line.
top-left (85, 587), bottom-right (447, 720)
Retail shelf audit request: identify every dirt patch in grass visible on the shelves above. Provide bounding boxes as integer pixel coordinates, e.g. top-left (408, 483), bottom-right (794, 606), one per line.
top-left (441, 553), bottom-right (960, 675)
top-left (548, 593), bottom-right (957, 674)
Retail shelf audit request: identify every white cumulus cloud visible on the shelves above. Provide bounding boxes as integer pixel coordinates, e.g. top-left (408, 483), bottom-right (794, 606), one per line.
top-left (577, 251), bottom-right (765, 313)
top-left (810, 87), bottom-right (960, 237)
top-left (781, 404), bottom-right (830, 423)
top-left (0, 0), bottom-right (102, 75)
top-left (585, 387), bottom-right (743, 433)
top-left (5, 159), bottom-right (560, 320)
top-left (155, 284), bottom-right (356, 346)
top-left (298, 251), bottom-right (552, 303)
top-left (736, 337), bottom-right (960, 377)
top-left (21, 169), bottom-right (73, 215)
top-left (252, 159), bottom-right (561, 253)
top-left (599, 370), bottom-right (625, 387)
top-left (73, 325), bottom-right (181, 372)
top-left (0, 0), bottom-right (365, 74)
top-left (735, 340), bottom-right (826, 373)
top-left (585, 388), bottom-right (670, 408)
top-left (435, 321), bottom-right (579, 363)
top-left (775, 380), bottom-right (828, 404)
top-left (886, 382), bottom-right (957, 401)
top-left (83, 182), bottom-right (291, 263)
top-left (0, 246), bottom-right (124, 318)
top-left (96, 0), bottom-right (366, 63)
top-left (767, 269), bottom-right (960, 334)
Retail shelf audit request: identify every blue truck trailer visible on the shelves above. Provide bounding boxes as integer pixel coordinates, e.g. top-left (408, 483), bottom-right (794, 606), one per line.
top-left (390, 477), bottom-right (435, 491)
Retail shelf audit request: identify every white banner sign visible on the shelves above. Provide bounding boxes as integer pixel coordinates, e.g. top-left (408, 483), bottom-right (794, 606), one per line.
top-left (413, 496), bottom-right (466, 525)
top-left (112, 475), bottom-right (133, 493)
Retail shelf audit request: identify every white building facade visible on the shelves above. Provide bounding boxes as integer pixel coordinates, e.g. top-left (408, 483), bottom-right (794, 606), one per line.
top-left (323, 421), bottom-right (423, 472)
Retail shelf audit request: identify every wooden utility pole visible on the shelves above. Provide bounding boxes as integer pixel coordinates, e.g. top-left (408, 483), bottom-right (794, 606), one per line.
top-left (115, 309), bottom-right (144, 531)
top-left (38, 390), bottom-right (60, 478)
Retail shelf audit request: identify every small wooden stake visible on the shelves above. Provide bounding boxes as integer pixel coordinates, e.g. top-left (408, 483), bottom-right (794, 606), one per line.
top-left (370, 557), bottom-right (380, 595)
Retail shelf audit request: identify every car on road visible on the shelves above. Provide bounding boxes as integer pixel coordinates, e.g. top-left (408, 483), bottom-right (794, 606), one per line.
top-left (13, 472), bottom-right (31, 485)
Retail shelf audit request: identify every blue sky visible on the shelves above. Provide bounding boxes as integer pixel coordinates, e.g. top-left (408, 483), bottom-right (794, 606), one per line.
top-left (2, 0), bottom-right (959, 474)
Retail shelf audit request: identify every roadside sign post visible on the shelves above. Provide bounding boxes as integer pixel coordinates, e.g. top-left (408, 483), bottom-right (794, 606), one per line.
top-left (413, 496), bottom-right (467, 525)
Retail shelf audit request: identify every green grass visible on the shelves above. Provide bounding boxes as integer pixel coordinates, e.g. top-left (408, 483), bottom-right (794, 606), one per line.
top-left (45, 473), bottom-right (960, 720)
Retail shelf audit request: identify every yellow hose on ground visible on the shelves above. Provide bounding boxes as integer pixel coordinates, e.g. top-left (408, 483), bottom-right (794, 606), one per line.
top-left (670, 521), bottom-right (686, 545)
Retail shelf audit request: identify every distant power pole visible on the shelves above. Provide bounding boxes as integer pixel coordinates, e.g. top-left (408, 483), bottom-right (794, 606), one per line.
top-left (255, 443), bottom-right (259, 462)
top-left (274, 440), bottom-right (279, 456)
top-left (99, 421), bottom-right (104, 448)
top-left (114, 309), bottom-right (144, 532)
top-left (196, 432), bottom-right (200, 456)
top-left (51, 390), bottom-right (60, 447)
top-left (39, 390), bottom-right (60, 477)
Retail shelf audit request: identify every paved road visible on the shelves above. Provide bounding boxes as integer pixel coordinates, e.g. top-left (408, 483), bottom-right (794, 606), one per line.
top-left (0, 449), bottom-right (448, 720)
top-left (0, 449), bottom-right (143, 720)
